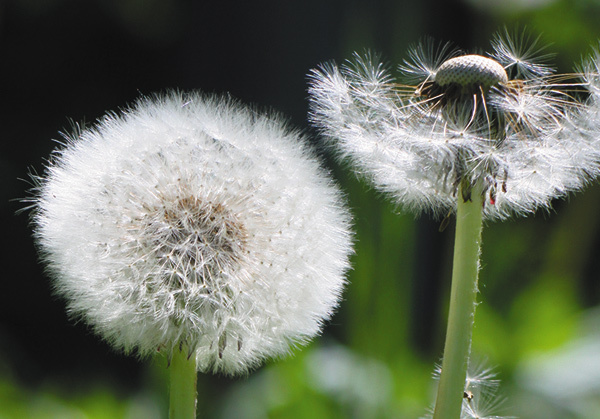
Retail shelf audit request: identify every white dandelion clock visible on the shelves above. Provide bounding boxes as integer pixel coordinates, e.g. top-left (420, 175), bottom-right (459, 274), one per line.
top-left (31, 91), bottom-right (353, 416)
top-left (309, 31), bottom-right (600, 419)
top-left (308, 32), bottom-right (600, 220)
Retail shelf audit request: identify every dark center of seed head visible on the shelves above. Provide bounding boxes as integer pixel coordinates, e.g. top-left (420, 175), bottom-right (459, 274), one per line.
top-left (143, 195), bottom-right (248, 291)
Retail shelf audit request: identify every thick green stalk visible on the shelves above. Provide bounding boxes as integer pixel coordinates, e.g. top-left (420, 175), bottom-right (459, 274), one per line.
top-left (169, 349), bottom-right (198, 419)
top-left (433, 185), bottom-right (484, 419)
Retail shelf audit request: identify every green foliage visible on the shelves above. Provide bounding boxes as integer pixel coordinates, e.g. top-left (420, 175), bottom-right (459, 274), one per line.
top-left (0, 378), bottom-right (153, 419)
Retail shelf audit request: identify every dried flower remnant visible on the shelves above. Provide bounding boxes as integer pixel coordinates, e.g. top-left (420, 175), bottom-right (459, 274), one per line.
top-left (309, 31), bottom-right (600, 219)
top-left (31, 92), bottom-right (353, 375)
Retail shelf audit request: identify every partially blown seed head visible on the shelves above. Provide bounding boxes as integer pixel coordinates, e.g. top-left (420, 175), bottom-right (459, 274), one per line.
top-left (309, 31), bottom-right (600, 219)
top-left (31, 92), bottom-right (353, 375)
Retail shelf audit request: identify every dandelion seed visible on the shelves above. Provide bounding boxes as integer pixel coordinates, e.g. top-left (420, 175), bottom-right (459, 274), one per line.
top-left (422, 361), bottom-right (513, 419)
top-left (491, 28), bottom-right (555, 79)
top-left (30, 91), bottom-right (353, 376)
top-left (309, 31), bottom-right (600, 219)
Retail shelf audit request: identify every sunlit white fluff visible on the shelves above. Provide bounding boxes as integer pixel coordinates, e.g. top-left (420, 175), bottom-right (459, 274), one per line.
top-left (32, 92), bottom-right (353, 375)
top-left (577, 45), bottom-right (600, 166)
top-left (309, 32), bottom-right (600, 220)
top-left (421, 360), bottom-right (512, 419)
top-left (491, 29), bottom-right (554, 79)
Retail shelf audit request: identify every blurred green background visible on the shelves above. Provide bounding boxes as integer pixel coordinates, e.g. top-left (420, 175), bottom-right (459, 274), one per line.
top-left (3, 0), bottom-right (600, 417)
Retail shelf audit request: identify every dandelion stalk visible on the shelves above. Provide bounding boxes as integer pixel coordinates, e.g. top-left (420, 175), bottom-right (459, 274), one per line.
top-left (433, 183), bottom-right (483, 419)
top-left (169, 349), bottom-right (198, 419)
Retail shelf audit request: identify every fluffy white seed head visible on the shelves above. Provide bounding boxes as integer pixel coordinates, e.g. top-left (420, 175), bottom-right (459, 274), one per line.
top-left (309, 32), bottom-right (600, 220)
top-left (32, 92), bottom-right (353, 375)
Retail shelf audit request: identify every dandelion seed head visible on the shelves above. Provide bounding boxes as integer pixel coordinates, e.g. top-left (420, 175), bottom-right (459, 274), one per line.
top-left (309, 30), bottom-right (600, 220)
top-left (31, 92), bottom-right (353, 375)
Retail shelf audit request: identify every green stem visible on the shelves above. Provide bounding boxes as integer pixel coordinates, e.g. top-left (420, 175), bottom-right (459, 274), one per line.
top-left (169, 349), bottom-right (198, 419)
top-left (433, 184), bottom-right (484, 419)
